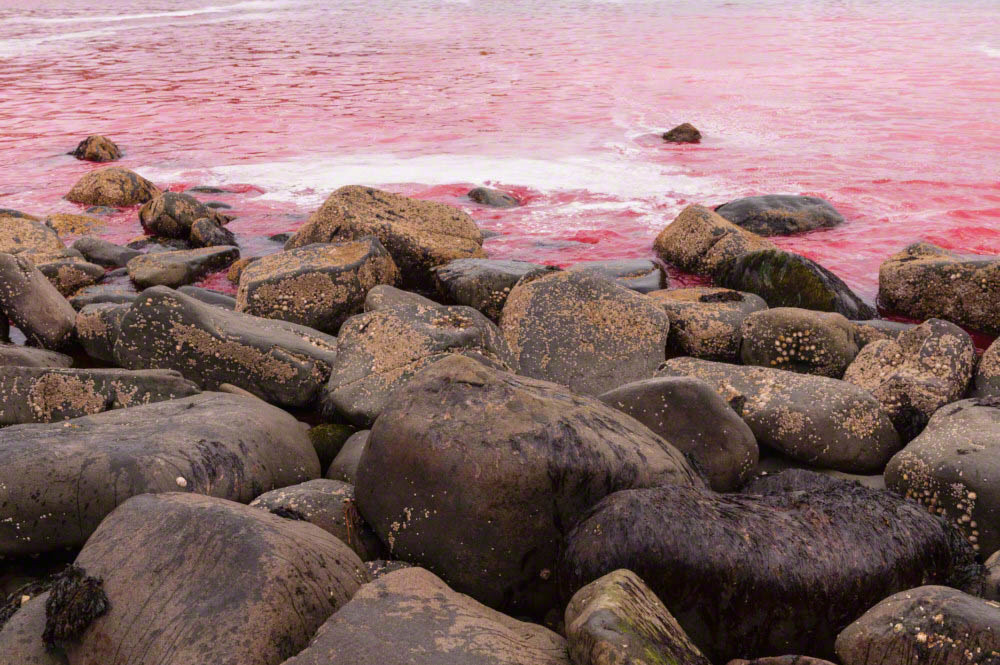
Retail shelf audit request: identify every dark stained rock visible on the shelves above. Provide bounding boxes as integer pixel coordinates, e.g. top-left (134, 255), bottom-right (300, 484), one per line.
top-left (885, 398), bottom-right (1000, 556)
top-left (280, 567), bottom-right (569, 665)
top-left (715, 195), bottom-right (845, 236)
top-left (189, 216), bottom-right (237, 247)
top-left (0, 392), bottom-right (319, 556)
top-left (432, 258), bottom-right (553, 321)
top-left (468, 186), bottom-right (520, 208)
top-left (879, 242), bottom-right (1000, 335)
top-left (566, 569), bottom-right (710, 665)
top-left (844, 318), bottom-right (976, 440)
top-left (67, 283), bottom-right (137, 310)
top-left (70, 235), bottom-right (139, 268)
top-left (0, 367), bottom-right (198, 425)
top-left (0, 592), bottom-right (65, 665)
top-left (326, 430), bottom-right (369, 483)
top-left (975, 337), bottom-right (1000, 399)
top-left (500, 270), bottom-right (669, 396)
top-left (649, 287), bottom-right (768, 361)
top-left (0, 254), bottom-right (76, 350)
top-left (65, 167), bottom-right (160, 207)
top-left (176, 285), bottom-right (236, 309)
top-left (728, 658), bottom-right (836, 665)
top-left (363, 283), bottom-right (440, 312)
top-left (0, 315), bottom-right (7, 343)
top-left (186, 185), bottom-right (230, 194)
top-left (125, 235), bottom-right (191, 252)
top-left (43, 213), bottom-right (103, 236)
top-left (566, 259), bottom-right (666, 294)
top-left (364, 559), bottom-right (414, 579)
top-left (138, 191), bottom-right (231, 240)
top-left (70, 135), bottom-right (121, 162)
top-left (716, 249), bottom-right (876, 319)
top-left (236, 238), bottom-right (398, 335)
top-left (65, 493), bottom-right (367, 665)
top-left (323, 300), bottom-right (514, 426)
top-left (740, 307), bottom-right (859, 378)
top-left (285, 186), bottom-right (486, 290)
top-left (126, 245), bottom-right (239, 289)
top-left (308, 423), bottom-right (354, 472)
top-left (753, 449), bottom-right (888, 491)
top-left (0, 210), bottom-right (66, 255)
top-left (986, 550), bottom-right (1000, 602)
top-left (203, 200), bottom-right (232, 209)
top-left (560, 476), bottom-right (982, 663)
top-left (653, 205), bottom-right (775, 276)
top-left (659, 357), bottom-right (900, 473)
top-left (250, 479), bottom-right (382, 560)
top-left (662, 122), bottom-right (702, 143)
top-left (75, 302), bottom-right (128, 363)
top-left (835, 586), bottom-right (1000, 665)
top-left (356, 355), bottom-right (702, 616)
top-left (0, 343), bottom-right (72, 368)
top-left (599, 376), bottom-right (758, 491)
top-left (114, 286), bottom-right (338, 407)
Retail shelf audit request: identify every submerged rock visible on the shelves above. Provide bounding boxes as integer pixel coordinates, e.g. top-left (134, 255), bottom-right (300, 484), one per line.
top-left (65, 167), bottom-right (160, 207)
top-left (126, 245), bottom-right (239, 289)
top-left (468, 186), bottom-right (520, 208)
top-left (0, 253), bottom-right (76, 350)
top-left (662, 122), bottom-right (702, 143)
top-left (740, 307), bottom-right (859, 377)
top-left (715, 195), bottom-right (844, 236)
top-left (649, 287), bottom-right (768, 361)
top-left (432, 258), bottom-right (553, 321)
top-left (70, 135), bottom-right (121, 162)
top-left (653, 204), bottom-right (775, 276)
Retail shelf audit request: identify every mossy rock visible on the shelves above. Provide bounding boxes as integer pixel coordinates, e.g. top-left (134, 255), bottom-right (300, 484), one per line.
top-left (309, 423), bottom-right (355, 472)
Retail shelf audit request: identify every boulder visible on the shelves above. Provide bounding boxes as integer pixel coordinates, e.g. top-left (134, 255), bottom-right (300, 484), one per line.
top-left (851, 319), bottom-right (916, 347)
top-left (500, 270), bottom-right (669, 396)
top-left (65, 167), bottom-right (160, 207)
top-left (717, 249), bottom-right (876, 319)
top-left (326, 430), bottom-right (369, 483)
top-left (64, 493), bottom-right (367, 665)
top-left (284, 185), bottom-right (486, 289)
top-left (885, 398), bottom-right (1000, 555)
top-left (975, 337), bottom-right (1000, 399)
top-left (566, 259), bottom-right (666, 293)
top-left (27, 252), bottom-right (105, 297)
top-left (714, 195), bottom-right (844, 236)
top-left (599, 376), bottom-right (758, 491)
top-left (114, 286), bottom-right (338, 407)
top-left (126, 245), bottom-right (239, 288)
top-left (0, 367), bottom-right (198, 425)
top-left (844, 318), bottom-right (976, 440)
top-left (835, 586), bottom-right (1000, 665)
top-left (987, 550), bottom-right (1000, 602)
top-left (70, 135), bottom-right (121, 162)
top-left (307, 423), bottom-right (354, 472)
top-left (560, 474), bottom-right (981, 663)
top-left (0, 343), bottom-right (72, 368)
top-left (363, 283), bottom-right (440, 312)
top-left (728, 659), bottom-right (836, 665)
top-left (43, 213), bottom-right (103, 236)
top-left (226, 255), bottom-right (258, 283)
top-left (0, 392), bottom-right (319, 556)
top-left (565, 569), bottom-right (710, 665)
top-left (280, 567), bottom-right (569, 665)
top-left (356, 355), bottom-right (702, 616)
top-left (250, 479), bottom-right (382, 560)
top-left (0, 593), bottom-right (65, 665)
top-left (323, 299), bottom-right (514, 426)
top-left (468, 186), bottom-right (520, 208)
top-left (879, 242), bottom-right (1000, 334)
top-left (659, 358), bottom-right (900, 473)
top-left (189, 216), bottom-right (236, 247)
top-left (740, 307), bottom-right (859, 377)
top-left (649, 287), bottom-right (768, 361)
top-left (75, 302), bottom-right (128, 363)
top-left (176, 285), bottom-right (236, 309)
top-left (0, 210), bottom-right (66, 255)
top-left (236, 238), bottom-right (398, 334)
top-left (138, 191), bottom-right (230, 239)
top-left (67, 283), bottom-right (137, 309)
top-left (0, 253), bottom-right (76, 350)
top-left (432, 258), bottom-right (553, 321)
top-left (662, 122), bottom-right (702, 143)
top-left (653, 204), bottom-right (775, 276)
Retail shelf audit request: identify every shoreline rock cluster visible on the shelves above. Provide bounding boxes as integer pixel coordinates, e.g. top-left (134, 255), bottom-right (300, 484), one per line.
top-left (1, 138), bottom-right (1000, 665)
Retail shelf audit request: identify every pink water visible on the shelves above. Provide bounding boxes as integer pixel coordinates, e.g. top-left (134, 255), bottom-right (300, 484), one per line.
top-left (2, 0), bottom-right (999, 303)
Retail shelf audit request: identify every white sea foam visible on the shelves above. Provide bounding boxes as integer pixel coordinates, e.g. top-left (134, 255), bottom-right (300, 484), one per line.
top-left (0, 0), bottom-right (295, 25)
top-left (977, 43), bottom-right (1000, 58)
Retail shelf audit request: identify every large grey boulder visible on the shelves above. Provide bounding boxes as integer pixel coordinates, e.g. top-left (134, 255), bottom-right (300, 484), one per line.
top-left (739, 307), bottom-right (859, 378)
top-left (126, 245), bottom-right (239, 288)
top-left (71, 235), bottom-right (140, 268)
top-left (653, 205), bottom-right (775, 276)
top-left (75, 302), bottom-right (128, 363)
top-left (432, 258), bottom-right (552, 321)
top-left (714, 195), bottom-right (844, 236)
top-left (0, 253), bottom-right (75, 350)
top-left (65, 167), bottom-right (160, 207)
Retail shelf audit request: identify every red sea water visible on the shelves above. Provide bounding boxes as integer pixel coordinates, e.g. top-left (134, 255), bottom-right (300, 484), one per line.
top-left (1, 0), bottom-right (999, 305)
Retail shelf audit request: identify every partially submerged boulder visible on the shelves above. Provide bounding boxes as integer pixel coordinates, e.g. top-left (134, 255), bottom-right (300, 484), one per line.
top-left (662, 122), bottom-right (702, 143)
top-left (0, 253), bottom-right (76, 350)
top-left (70, 135), bottom-right (121, 162)
top-left (468, 186), bottom-right (520, 208)
top-left (975, 338), bottom-right (1000, 399)
top-left (285, 186), bottom-right (486, 289)
top-left (138, 191), bottom-right (230, 239)
top-left (649, 287), bottom-right (767, 361)
top-left (879, 242), bottom-right (1000, 334)
top-left (500, 270), bottom-right (669, 396)
top-left (566, 259), bottom-right (666, 293)
top-left (653, 205), bottom-right (775, 276)
top-left (189, 216), bottom-right (236, 247)
top-left (740, 307), bottom-right (859, 377)
top-left (236, 238), bottom-right (398, 334)
top-left (660, 357), bottom-right (900, 473)
top-left (432, 258), bottom-right (552, 321)
top-left (714, 195), bottom-right (844, 236)
top-left (0, 392), bottom-right (319, 555)
top-left (65, 167), bottom-right (160, 207)
top-left (126, 245), bottom-right (239, 288)
top-left (356, 355), bottom-right (702, 616)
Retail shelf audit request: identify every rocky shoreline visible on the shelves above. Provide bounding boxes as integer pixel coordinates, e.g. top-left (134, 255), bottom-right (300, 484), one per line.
top-left (1, 137), bottom-right (1000, 664)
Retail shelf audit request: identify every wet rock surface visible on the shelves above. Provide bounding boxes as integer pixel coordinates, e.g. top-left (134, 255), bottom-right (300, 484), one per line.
top-left (68, 283), bottom-right (137, 309)
top-left (715, 195), bottom-right (845, 236)
top-left (740, 307), bottom-right (859, 377)
top-left (654, 204), bottom-right (775, 276)
top-left (70, 135), bottom-right (121, 162)
top-left (138, 191), bottom-right (231, 240)
top-left (468, 186), bottom-right (520, 208)
top-left (126, 245), bottom-right (239, 288)
top-left (649, 287), bottom-right (768, 361)
top-left (65, 167), bottom-right (160, 207)
top-left (662, 122), bottom-right (702, 143)
top-left (0, 253), bottom-right (76, 350)
top-left (566, 259), bottom-right (666, 293)
top-left (432, 258), bottom-right (552, 321)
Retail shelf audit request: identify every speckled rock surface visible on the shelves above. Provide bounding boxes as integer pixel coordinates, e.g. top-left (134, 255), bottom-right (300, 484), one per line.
top-left (285, 185), bottom-right (486, 290)
top-left (65, 493), bottom-right (367, 665)
top-left (565, 569), bottom-right (710, 665)
top-left (851, 319), bottom-right (916, 347)
top-left (363, 283), bottom-right (440, 312)
top-left (717, 249), bottom-right (876, 319)
top-left (662, 122), bottom-right (701, 143)
top-left (126, 245), bottom-right (239, 288)
top-left (357, 355), bottom-right (702, 617)
top-left (75, 302), bottom-right (128, 363)
top-left (886, 398), bottom-right (1000, 555)
top-left (115, 286), bottom-right (338, 407)
top-left (0, 392), bottom-right (319, 556)
top-left (281, 567), bottom-right (569, 665)
top-left (326, 430), bottom-right (369, 483)
top-left (715, 195), bottom-right (844, 236)
top-left (189, 216), bottom-right (236, 247)
top-left (138, 191), bottom-right (231, 239)
top-left (844, 318), bottom-right (975, 440)
top-left (27, 252), bottom-right (105, 296)
top-left (237, 238), bottom-right (398, 334)
top-left (468, 186), bottom-right (520, 208)
top-left (599, 376), bottom-right (758, 491)
top-left (177, 285), bottom-right (236, 309)
top-left (835, 586), bottom-right (1000, 665)
top-left (566, 259), bottom-right (666, 294)
top-left (653, 204), bottom-right (775, 276)
top-left (70, 135), bottom-right (121, 162)
top-left (432, 258), bottom-right (552, 322)
top-left (0, 210), bottom-right (66, 255)
top-left (561, 475), bottom-right (981, 663)
top-left (0, 343), bottom-right (72, 368)
top-left (0, 367), bottom-right (198, 425)
top-left (65, 167), bottom-right (160, 207)
top-left (0, 592), bottom-right (65, 665)
top-left (879, 242), bottom-right (1000, 335)
top-left (323, 299), bottom-right (514, 426)
top-left (740, 307), bottom-right (859, 378)
top-left (500, 270), bottom-right (669, 396)
top-left (0, 253), bottom-right (76, 350)
top-left (649, 287), bottom-right (768, 361)
top-left (44, 212), bottom-right (103, 236)
top-left (975, 338), bottom-right (1000, 399)
top-left (250, 479), bottom-right (382, 560)
top-left (68, 283), bottom-right (137, 309)
top-left (659, 357), bottom-right (900, 472)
